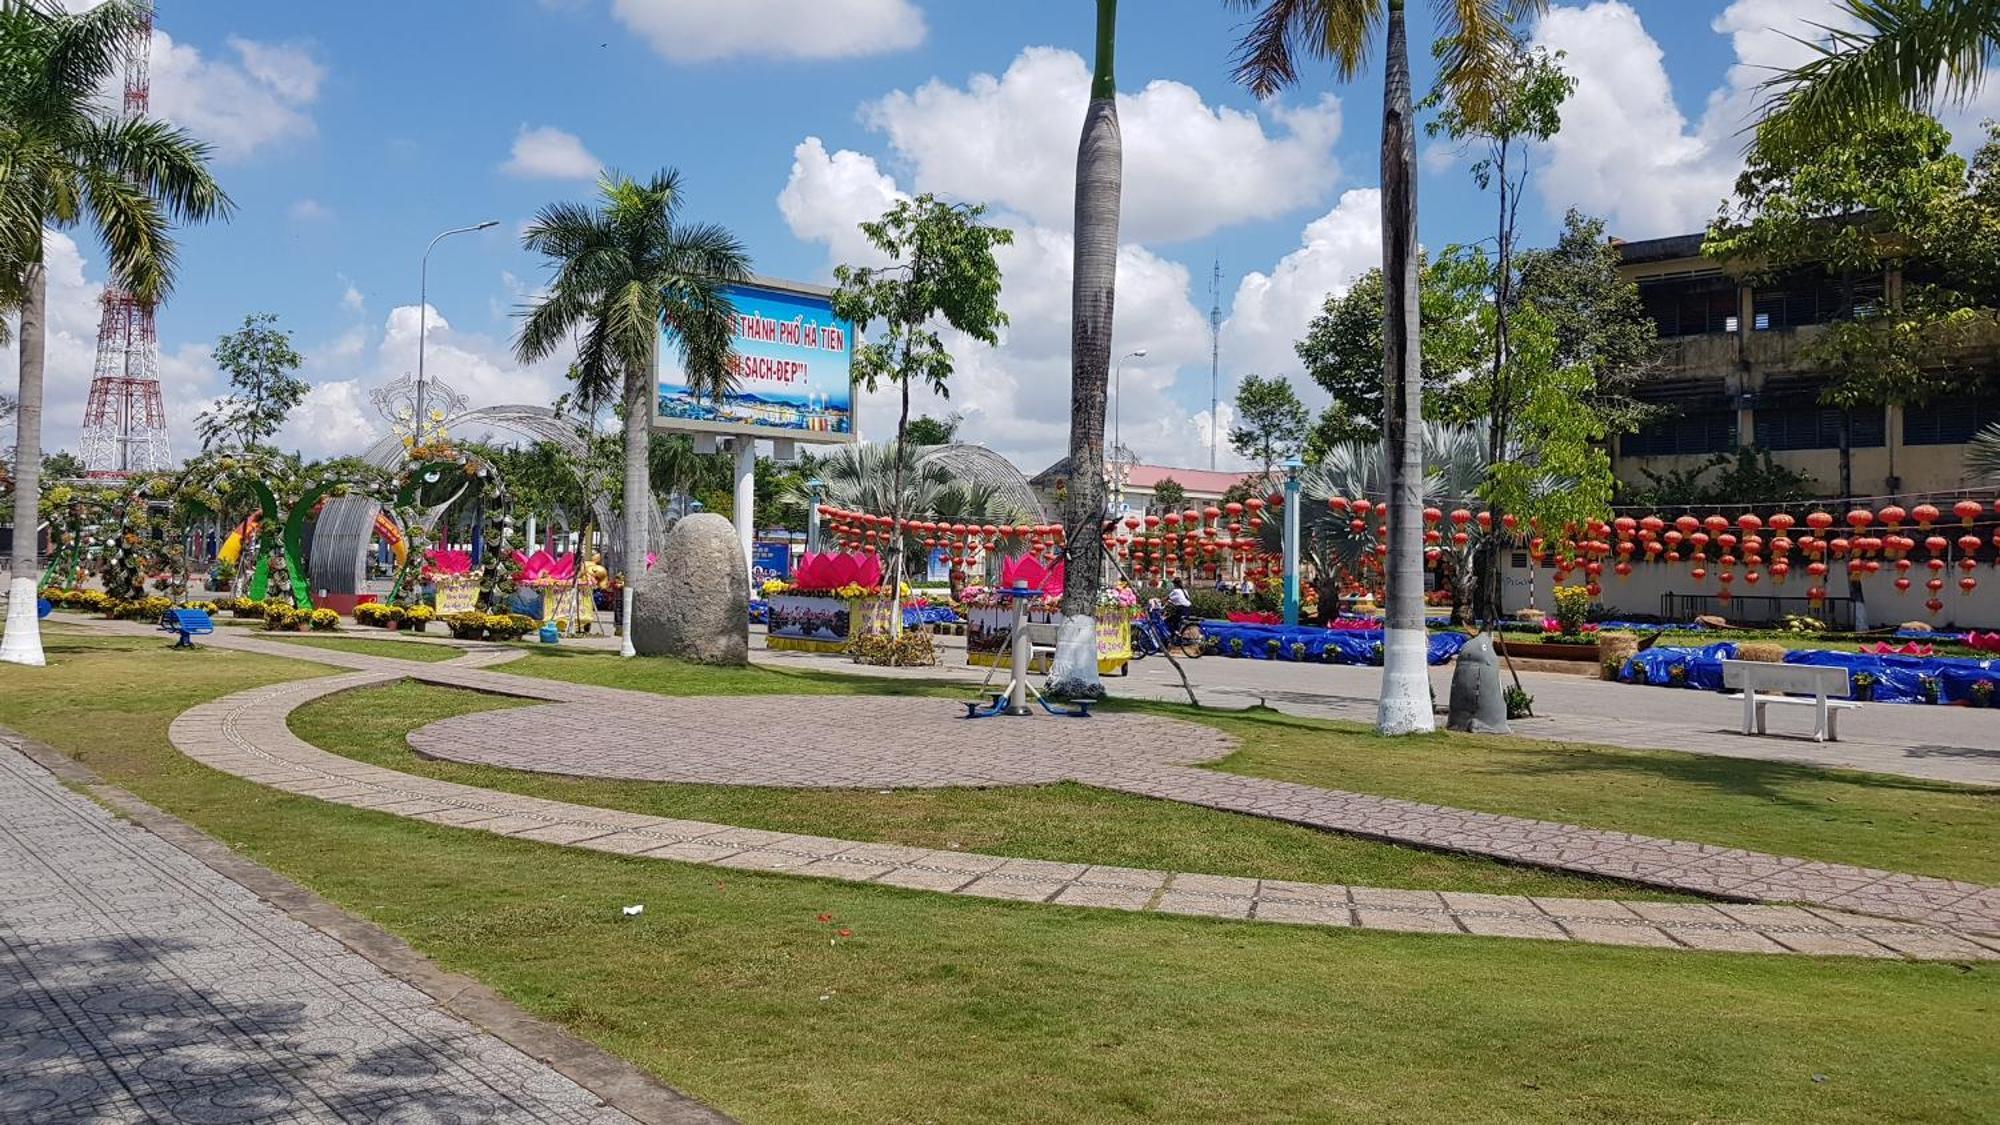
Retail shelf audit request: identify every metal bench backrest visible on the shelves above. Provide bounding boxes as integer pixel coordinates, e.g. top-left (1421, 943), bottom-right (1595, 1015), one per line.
top-left (1020, 623), bottom-right (1062, 651)
top-left (1721, 659), bottom-right (1849, 696)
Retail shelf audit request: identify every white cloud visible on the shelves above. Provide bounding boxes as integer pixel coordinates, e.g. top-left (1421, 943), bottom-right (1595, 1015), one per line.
top-left (0, 232), bottom-right (225, 462)
top-left (288, 198), bottom-right (331, 222)
top-left (861, 47), bottom-right (1343, 244)
top-left (781, 140), bottom-right (1244, 471)
top-left (339, 277), bottom-right (365, 315)
top-left (149, 30), bottom-right (323, 161)
top-left (1222, 189), bottom-right (1380, 385)
top-left (609, 0), bottom-right (924, 62)
top-left (501, 125), bottom-right (603, 180)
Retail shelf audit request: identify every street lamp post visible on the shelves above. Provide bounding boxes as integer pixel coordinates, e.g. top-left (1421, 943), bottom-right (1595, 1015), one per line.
top-left (1113, 348), bottom-right (1146, 509)
top-left (415, 220), bottom-right (499, 446)
top-left (805, 478), bottom-right (825, 553)
top-left (1282, 457), bottom-right (1303, 626)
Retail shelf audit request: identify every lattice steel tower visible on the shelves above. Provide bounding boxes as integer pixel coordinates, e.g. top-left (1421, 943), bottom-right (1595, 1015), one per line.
top-left (80, 0), bottom-right (171, 478)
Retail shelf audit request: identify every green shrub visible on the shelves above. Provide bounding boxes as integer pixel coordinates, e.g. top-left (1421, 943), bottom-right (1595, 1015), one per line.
top-left (850, 630), bottom-right (937, 667)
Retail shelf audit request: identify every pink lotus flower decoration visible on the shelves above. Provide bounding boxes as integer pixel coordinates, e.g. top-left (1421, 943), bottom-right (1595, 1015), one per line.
top-left (1867, 641), bottom-right (1935, 657)
top-left (999, 554), bottom-right (1063, 597)
top-left (1968, 631), bottom-right (2000, 653)
top-left (423, 549), bottom-right (472, 578)
top-left (512, 549), bottom-right (577, 585)
top-left (792, 551), bottom-right (884, 593)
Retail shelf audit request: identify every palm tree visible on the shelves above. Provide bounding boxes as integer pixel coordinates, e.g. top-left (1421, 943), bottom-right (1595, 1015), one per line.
top-left (1224, 0), bottom-right (1544, 733)
top-left (1970, 421), bottom-right (2000, 481)
top-left (1050, 0), bottom-right (1124, 700)
top-left (1758, 0), bottom-right (2000, 148)
top-left (1, 0), bottom-right (231, 667)
top-left (516, 170), bottom-right (749, 657)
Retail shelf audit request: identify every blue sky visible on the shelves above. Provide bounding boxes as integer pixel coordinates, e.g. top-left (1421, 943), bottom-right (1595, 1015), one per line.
top-left (15, 0), bottom-right (1948, 471)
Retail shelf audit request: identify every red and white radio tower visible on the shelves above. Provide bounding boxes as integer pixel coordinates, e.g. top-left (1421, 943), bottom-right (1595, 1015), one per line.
top-left (80, 0), bottom-right (171, 478)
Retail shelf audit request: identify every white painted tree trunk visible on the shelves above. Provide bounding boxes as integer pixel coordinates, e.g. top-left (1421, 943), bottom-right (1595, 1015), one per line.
top-left (619, 334), bottom-right (653, 658)
top-left (1050, 1), bottom-right (1122, 700)
top-left (3, 263), bottom-right (48, 668)
top-left (1376, 3), bottom-right (1433, 734)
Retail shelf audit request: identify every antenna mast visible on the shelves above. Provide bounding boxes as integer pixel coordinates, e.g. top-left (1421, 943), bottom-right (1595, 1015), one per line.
top-left (1208, 257), bottom-right (1221, 471)
top-left (80, 0), bottom-right (170, 478)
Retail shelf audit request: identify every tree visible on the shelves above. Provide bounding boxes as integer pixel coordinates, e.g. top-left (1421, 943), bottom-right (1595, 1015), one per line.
top-left (41, 450), bottom-right (81, 480)
top-left (1298, 250), bottom-right (1487, 453)
top-left (833, 195), bottom-right (1011, 633)
top-left (1227, 0), bottom-right (1548, 734)
top-left (1424, 42), bottom-right (1573, 622)
top-left (1149, 475), bottom-right (1187, 513)
top-left (1705, 111), bottom-right (1968, 501)
top-left (1044, 0), bottom-right (1126, 699)
top-left (1, 0), bottom-right (232, 668)
top-left (516, 170), bottom-right (750, 656)
top-left (1757, 0), bottom-right (2000, 151)
top-left (196, 313), bottom-right (307, 451)
top-left (1228, 374), bottom-right (1311, 480)
top-left (1512, 210), bottom-right (1658, 434)
top-left (902, 412), bottom-right (962, 446)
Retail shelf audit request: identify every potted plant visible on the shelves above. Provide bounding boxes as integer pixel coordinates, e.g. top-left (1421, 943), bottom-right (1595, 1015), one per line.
top-left (1505, 685), bottom-right (1534, 719)
top-left (1918, 674), bottom-right (1942, 705)
top-left (1970, 679), bottom-right (1995, 709)
top-left (1666, 663), bottom-right (1689, 688)
top-left (1289, 641), bottom-right (1308, 662)
top-left (1851, 671), bottom-right (1877, 702)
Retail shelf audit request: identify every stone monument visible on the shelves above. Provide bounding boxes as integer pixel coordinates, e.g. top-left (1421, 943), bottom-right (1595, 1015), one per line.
top-left (1446, 632), bottom-right (1511, 734)
top-left (631, 513), bottom-right (749, 664)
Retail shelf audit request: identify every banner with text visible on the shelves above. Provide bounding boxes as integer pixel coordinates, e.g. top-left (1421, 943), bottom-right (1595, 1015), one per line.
top-left (655, 279), bottom-right (855, 444)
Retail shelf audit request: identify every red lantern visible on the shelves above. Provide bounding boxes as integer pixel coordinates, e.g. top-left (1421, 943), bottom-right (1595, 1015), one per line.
top-left (1806, 511), bottom-right (1834, 532)
top-left (1880, 505), bottom-right (1906, 528)
top-left (1912, 503), bottom-right (1940, 528)
top-left (1737, 513), bottom-right (1762, 533)
top-left (1807, 585), bottom-right (1827, 606)
top-left (1927, 598), bottom-right (1945, 614)
top-left (1895, 577), bottom-right (1913, 593)
top-left (1963, 576), bottom-right (1980, 595)
top-left (1954, 499), bottom-right (1983, 526)
top-left (1768, 513), bottom-right (1795, 534)
top-left (1847, 509), bottom-right (1874, 530)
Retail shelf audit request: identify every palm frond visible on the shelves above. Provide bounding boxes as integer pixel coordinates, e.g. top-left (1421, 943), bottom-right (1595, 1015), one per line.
top-left (1223, 0), bottom-right (1382, 96)
top-left (1431, 0), bottom-right (1547, 125)
top-left (83, 116), bottom-right (231, 226)
top-left (1968, 420), bottom-right (2000, 482)
top-left (76, 162), bottom-right (172, 300)
top-left (1759, 0), bottom-right (2000, 149)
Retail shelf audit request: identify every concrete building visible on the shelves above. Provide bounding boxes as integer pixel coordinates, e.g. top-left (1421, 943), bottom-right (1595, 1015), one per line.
top-left (1612, 231), bottom-right (2000, 498)
top-left (1028, 459), bottom-right (1258, 516)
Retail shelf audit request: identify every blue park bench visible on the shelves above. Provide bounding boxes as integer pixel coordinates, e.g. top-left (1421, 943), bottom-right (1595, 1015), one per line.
top-left (159, 608), bottom-right (216, 648)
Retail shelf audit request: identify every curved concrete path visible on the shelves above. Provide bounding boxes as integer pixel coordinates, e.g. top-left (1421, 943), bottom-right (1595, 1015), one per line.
top-left (137, 626), bottom-right (1999, 959)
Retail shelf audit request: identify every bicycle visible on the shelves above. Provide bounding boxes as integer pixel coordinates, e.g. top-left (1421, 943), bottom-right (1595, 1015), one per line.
top-left (1129, 604), bottom-right (1203, 662)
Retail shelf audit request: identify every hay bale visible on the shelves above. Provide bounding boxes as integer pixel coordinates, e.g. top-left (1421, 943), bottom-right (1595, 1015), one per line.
top-left (1898, 621), bottom-right (1933, 633)
top-left (1694, 614), bottom-right (1731, 630)
top-left (1735, 641), bottom-right (1789, 663)
top-left (1598, 631), bottom-right (1639, 680)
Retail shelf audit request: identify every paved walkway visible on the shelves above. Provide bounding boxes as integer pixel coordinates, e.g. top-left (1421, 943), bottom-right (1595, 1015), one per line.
top-left (754, 633), bottom-right (2000, 787)
top-left (131, 626), bottom-right (1998, 958)
top-left (0, 741), bottom-right (647, 1124)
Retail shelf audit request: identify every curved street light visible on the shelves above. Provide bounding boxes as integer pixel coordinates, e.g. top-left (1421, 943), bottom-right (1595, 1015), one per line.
top-left (415, 220), bottom-right (500, 446)
top-left (1113, 348), bottom-right (1147, 508)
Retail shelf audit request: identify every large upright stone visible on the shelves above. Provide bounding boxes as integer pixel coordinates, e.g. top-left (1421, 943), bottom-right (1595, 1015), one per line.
top-left (631, 513), bottom-right (749, 664)
top-left (1446, 632), bottom-right (1510, 734)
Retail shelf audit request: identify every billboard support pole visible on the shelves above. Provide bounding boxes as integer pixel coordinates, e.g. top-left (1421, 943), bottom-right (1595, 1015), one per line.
top-left (733, 438), bottom-right (757, 588)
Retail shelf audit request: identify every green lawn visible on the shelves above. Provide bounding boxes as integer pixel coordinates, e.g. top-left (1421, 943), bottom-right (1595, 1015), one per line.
top-left (501, 648), bottom-right (2000, 887)
top-left (260, 633), bottom-right (465, 662)
top-left (1, 633), bottom-right (1995, 1123)
top-left (292, 679), bottom-right (1660, 899)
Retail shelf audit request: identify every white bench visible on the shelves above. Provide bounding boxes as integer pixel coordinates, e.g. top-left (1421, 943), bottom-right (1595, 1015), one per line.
top-left (1721, 659), bottom-right (1860, 742)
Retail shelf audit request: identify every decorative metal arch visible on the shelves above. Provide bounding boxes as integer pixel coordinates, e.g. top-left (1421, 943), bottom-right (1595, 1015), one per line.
top-left (912, 443), bottom-right (1047, 522)
top-left (310, 380), bottom-right (665, 598)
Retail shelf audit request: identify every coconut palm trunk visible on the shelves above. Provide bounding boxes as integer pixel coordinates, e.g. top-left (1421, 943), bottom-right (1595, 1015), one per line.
top-left (619, 334), bottom-right (654, 657)
top-left (2, 263), bottom-right (48, 667)
top-left (1050, 0), bottom-right (1121, 699)
top-left (1376, 0), bottom-right (1433, 733)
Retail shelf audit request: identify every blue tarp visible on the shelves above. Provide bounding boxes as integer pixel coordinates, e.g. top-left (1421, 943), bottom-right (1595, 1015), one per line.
top-left (750, 599), bottom-right (962, 629)
top-left (1197, 621), bottom-right (1469, 665)
top-left (1619, 643), bottom-right (2000, 705)
top-left (1618, 643), bottom-right (1737, 691)
top-left (1783, 648), bottom-right (2000, 705)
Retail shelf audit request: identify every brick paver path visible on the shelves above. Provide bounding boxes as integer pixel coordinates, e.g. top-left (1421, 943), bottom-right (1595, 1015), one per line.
top-left (133, 627), bottom-right (1999, 958)
top-left (411, 696), bottom-right (1234, 787)
top-left (0, 740), bottom-right (639, 1124)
